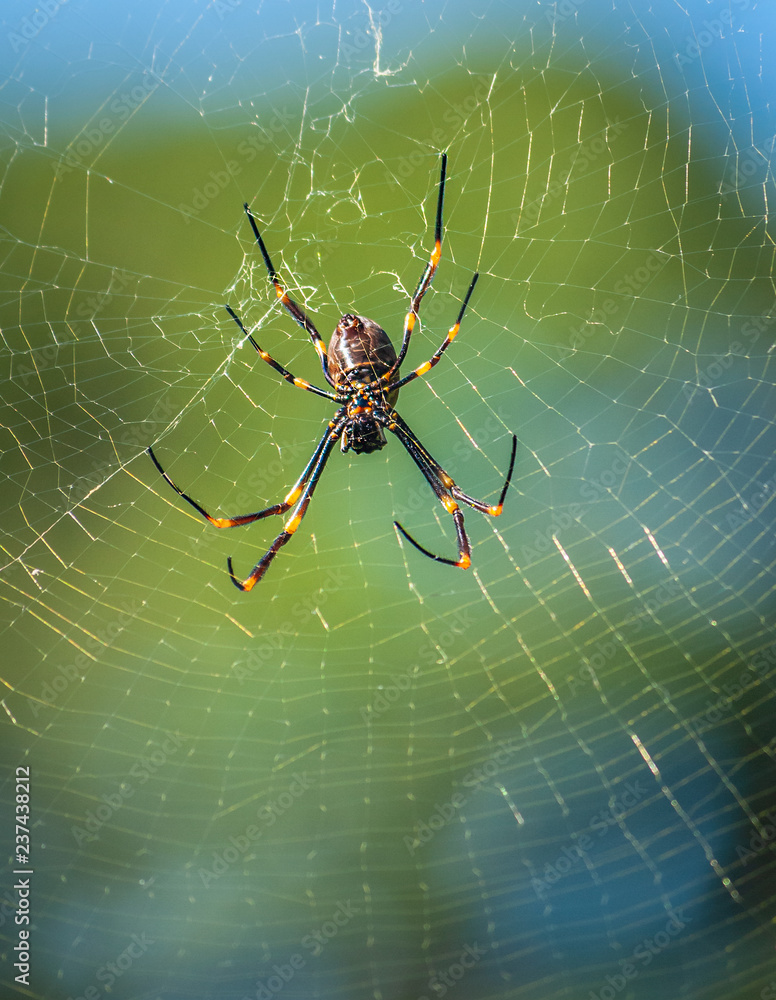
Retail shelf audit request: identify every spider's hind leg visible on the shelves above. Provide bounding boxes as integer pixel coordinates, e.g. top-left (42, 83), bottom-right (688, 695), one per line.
top-left (385, 418), bottom-right (517, 569)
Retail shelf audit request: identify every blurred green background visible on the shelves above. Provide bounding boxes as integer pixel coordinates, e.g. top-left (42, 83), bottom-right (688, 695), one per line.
top-left (2, 1), bottom-right (776, 998)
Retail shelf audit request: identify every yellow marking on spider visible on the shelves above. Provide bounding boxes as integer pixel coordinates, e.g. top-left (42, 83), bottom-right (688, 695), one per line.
top-left (293, 379), bottom-right (311, 389)
top-left (458, 553), bottom-right (471, 569)
top-left (431, 240), bottom-right (442, 266)
top-left (284, 512), bottom-right (303, 533)
top-left (284, 486), bottom-right (303, 505)
top-left (416, 360), bottom-right (433, 376)
top-left (489, 504), bottom-right (503, 516)
top-left (405, 312), bottom-right (416, 331)
top-left (443, 497), bottom-right (459, 514)
top-left (441, 474), bottom-right (453, 487)
top-left (212, 518), bottom-right (233, 528)
top-left (447, 323), bottom-right (461, 340)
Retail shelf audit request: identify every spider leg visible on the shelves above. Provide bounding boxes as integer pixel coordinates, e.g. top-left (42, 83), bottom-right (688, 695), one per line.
top-left (379, 417), bottom-right (471, 568)
top-left (225, 305), bottom-right (339, 402)
top-left (381, 153), bottom-right (448, 383)
top-left (243, 204), bottom-right (334, 386)
top-left (388, 271), bottom-right (478, 393)
top-left (393, 413), bottom-right (517, 515)
top-left (379, 415), bottom-right (517, 568)
top-left (228, 419), bottom-right (344, 591)
top-left (147, 414), bottom-right (343, 529)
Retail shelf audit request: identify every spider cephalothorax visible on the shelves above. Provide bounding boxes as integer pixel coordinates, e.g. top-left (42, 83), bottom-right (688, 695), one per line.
top-left (341, 409), bottom-right (387, 455)
top-left (149, 154), bottom-right (516, 591)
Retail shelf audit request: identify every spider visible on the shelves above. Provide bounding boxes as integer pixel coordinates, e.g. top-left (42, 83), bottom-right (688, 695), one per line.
top-left (148, 154), bottom-right (517, 592)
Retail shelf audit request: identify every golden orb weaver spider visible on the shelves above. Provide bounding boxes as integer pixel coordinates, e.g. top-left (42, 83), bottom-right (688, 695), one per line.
top-left (148, 154), bottom-right (517, 591)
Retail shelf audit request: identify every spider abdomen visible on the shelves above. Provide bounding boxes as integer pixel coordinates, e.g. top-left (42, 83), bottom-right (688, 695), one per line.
top-left (328, 314), bottom-right (399, 392)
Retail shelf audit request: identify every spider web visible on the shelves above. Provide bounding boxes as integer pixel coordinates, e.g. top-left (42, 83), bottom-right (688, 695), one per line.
top-left (2, 0), bottom-right (776, 998)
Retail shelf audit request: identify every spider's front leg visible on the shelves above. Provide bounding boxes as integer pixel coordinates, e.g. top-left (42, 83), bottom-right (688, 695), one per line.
top-left (225, 305), bottom-right (338, 403)
top-left (382, 153), bottom-right (448, 383)
top-left (388, 271), bottom-right (479, 393)
top-left (242, 203), bottom-right (334, 386)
